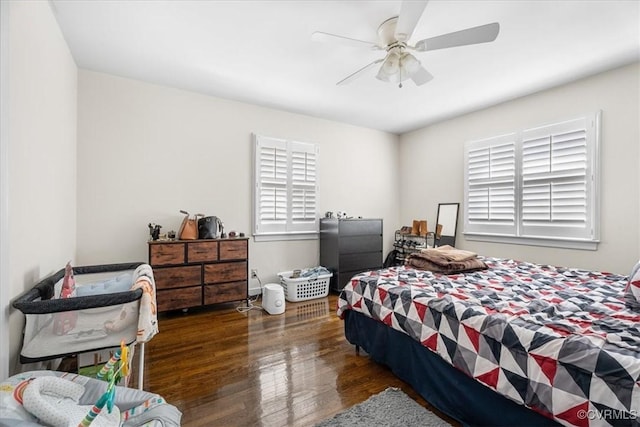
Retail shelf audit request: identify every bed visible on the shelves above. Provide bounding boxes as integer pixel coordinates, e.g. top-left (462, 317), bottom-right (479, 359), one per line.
top-left (337, 257), bottom-right (640, 427)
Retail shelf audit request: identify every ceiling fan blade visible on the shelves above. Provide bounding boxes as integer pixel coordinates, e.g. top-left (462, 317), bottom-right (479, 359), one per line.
top-left (410, 65), bottom-right (434, 86)
top-left (395, 0), bottom-right (429, 42)
top-left (414, 22), bottom-right (500, 52)
top-left (312, 31), bottom-right (381, 50)
top-left (337, 58), bottom-right (385, 85)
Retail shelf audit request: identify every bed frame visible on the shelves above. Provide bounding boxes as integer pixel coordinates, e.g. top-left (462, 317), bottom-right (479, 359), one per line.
top-left (344, 309), bottom-right (561, 427)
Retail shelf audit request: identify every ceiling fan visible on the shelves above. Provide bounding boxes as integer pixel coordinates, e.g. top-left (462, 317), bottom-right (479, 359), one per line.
top-left (312, 1), bottom-right (500, 88)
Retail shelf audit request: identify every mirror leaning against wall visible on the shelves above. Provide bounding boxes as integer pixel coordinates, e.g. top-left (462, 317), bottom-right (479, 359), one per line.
top-left (435, 203), bottom-right (460, 247)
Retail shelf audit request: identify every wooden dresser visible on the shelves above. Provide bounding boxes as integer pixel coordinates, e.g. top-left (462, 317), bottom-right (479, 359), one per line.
top-left (148, 238), bottom-right (248, 312)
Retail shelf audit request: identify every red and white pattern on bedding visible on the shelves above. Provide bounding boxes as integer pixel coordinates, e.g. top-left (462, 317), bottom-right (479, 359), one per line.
top-left (337, 258), bottom-right (640, 427)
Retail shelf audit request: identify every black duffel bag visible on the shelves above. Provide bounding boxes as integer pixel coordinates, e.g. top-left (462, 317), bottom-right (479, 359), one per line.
top-left (198, 216), bottom-right (223, 239)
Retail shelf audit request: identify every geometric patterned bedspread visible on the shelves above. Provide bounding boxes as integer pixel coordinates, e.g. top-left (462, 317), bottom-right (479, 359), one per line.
top-left (336, 258), bottom-right (640, 427)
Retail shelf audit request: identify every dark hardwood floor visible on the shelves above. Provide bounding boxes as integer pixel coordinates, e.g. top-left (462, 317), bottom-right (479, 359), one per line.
top-left (135, 293), bottom-right (459, 426)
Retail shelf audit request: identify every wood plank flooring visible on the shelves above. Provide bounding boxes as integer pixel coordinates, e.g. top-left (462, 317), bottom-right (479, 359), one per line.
top-left (135, 294), bottom-right (460, 426)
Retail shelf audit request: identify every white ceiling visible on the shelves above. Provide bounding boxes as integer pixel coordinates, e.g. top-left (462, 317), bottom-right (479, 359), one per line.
top-left (50, 0), bottom-right (640, 135)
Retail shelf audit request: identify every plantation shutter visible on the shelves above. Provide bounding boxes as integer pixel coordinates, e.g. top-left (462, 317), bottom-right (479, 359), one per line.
top-left (520, 117), bottom-right (595, 240)
top-left (464, 112), bottom-right (599, 248)
top-left (257, 137), bottom-right (288, 232)
top-left (289, 141), bottom-right (318, 231)
top-left (254, 135), bottom-right (319, 239)
top-left (464, 134), bottom-right (517, 235)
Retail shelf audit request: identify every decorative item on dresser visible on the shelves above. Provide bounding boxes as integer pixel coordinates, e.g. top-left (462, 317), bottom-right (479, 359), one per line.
top-left (148, 238), bottom-right (248, 312)
top-left (320, 218), bottom-right (383, 292)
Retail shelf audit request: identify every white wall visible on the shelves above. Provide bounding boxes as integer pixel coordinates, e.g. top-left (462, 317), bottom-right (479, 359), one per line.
top-left (6, 1), bottom-right (78, 374)
top-left (76, 71), bottom-right (400, 290)
top-left (400, 63), bottom-right (640, 274)
top-left (0, 0), bottom-right (9, 382)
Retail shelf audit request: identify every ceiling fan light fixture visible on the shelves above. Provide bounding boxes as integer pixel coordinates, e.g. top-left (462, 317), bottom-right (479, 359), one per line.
top-left (377, 51), bottom-right (420, 87)
top-left (401, 53), bottom-right (421, 75)
top-left (380, 51), bottom-right (401, 76)
top-left (375, 70), bottom-right (390, 82)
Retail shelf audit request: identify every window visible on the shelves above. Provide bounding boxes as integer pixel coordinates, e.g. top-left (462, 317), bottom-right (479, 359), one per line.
top-left (253, 134), bottom-right (319, 241)
top-left (464, 112), bottom-right (600, 250)
top-left (466, 133), bottom-right (517, 236)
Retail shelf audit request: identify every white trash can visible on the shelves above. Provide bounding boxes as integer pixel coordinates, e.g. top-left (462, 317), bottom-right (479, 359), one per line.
top-left (262, 283), bottom-right (285, 315)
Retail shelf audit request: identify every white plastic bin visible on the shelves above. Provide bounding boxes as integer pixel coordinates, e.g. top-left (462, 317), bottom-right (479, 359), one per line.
top-left (278, 270), bottom-right (332, 302)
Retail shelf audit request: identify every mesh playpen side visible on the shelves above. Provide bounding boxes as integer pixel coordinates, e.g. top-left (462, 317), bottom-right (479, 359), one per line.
top-left (12, 262), bottom-right (148, 385)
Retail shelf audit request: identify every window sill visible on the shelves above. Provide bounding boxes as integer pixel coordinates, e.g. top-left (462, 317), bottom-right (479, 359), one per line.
top-left (253, 232), bottom-right (319, 242)
top-left (463, 232), bottom-right (599, 251)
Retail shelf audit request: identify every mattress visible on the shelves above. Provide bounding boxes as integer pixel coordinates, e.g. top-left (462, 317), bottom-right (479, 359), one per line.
top-left (337, 258), bottom-right (640, 427)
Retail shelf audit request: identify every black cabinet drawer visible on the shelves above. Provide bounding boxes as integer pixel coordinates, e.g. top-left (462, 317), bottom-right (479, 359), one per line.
top-left (339, 235), bottom-right (382, 254)
top-left (336, 269), bottom-right (380, 291)
top-left (320, 218), bottom-right (383, 292)
top-left (339, 251), bottom-right (382, 271)
top-left (339, 219), bottom-right (382, 236)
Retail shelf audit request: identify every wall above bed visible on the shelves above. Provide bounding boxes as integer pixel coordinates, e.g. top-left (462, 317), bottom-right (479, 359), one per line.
top-left (399, 62), bottom-right (640, 275)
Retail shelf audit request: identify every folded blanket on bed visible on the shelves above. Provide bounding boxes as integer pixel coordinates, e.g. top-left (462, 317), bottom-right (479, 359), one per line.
top-left (406, 248), bottom-right (487, 273)
top-left (417, 245), bottom-right (478, 265)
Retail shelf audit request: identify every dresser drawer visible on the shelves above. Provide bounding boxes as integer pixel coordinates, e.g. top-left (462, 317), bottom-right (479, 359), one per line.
top-left (150, 243), bottom-right (185, 265)
top-left (204, 281), bottom-right (247, 304)
top-left (339, 219), bottom-right (382, 236)
top-left (153, 265), bottom-right (201, 289)
top-left (187, 241), bottom-right (218, 263)
top-left (220, 240), bottom-right (248, 260)
top-left (339, 252), bottom-right (382, 271)
top-left (339, 235), bottom-right (382, 254)
top-left (204, 261), bottom-right (247, 283)
top-left (336, 270), bottom-right (369, 291)
top-left (157, 287), bottom-right (202, 312)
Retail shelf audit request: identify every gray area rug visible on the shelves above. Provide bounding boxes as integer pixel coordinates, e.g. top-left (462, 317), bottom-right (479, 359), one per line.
top-left (315, 387), bottom-right (452, 427)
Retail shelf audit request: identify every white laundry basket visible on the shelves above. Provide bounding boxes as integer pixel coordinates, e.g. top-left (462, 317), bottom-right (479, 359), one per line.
top-left (278, 271), bottom-right (332, 302)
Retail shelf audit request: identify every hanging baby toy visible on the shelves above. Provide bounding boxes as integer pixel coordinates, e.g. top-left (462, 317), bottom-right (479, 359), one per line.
top-left (78, 340), bottom-right (130, 427)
